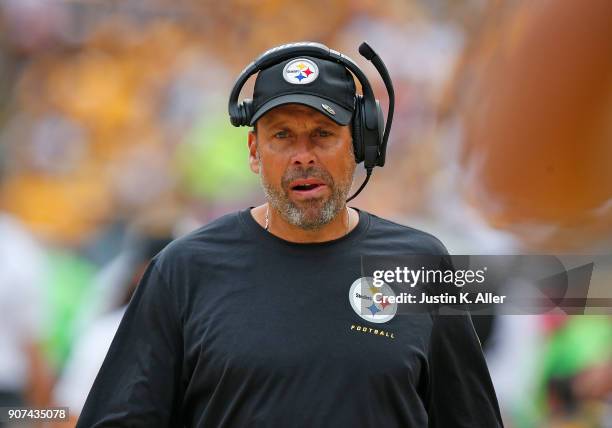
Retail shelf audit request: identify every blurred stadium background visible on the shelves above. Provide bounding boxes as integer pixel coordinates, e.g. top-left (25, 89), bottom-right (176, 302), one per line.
top-left (0, 0), bottom-right (610, 427)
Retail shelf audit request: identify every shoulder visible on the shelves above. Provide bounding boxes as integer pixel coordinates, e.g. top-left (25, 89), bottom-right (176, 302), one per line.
top-left (362, 210), bottom-right (450, 255)
top-left (152, 210), bottom-right (244, 274)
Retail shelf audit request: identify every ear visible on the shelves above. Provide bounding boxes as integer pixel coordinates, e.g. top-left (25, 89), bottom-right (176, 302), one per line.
top-left (248, 131), bottom-right (260, 174)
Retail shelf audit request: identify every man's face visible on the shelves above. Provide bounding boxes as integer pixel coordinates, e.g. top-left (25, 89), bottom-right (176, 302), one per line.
top-left (248, 104), bottom-right (356, 230)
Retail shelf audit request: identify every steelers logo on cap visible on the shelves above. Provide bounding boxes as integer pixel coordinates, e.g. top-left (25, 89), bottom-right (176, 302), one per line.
top-left (282, 58), bottom-right (319, 85)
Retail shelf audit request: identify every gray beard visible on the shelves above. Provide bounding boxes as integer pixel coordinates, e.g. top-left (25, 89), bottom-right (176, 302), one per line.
top-left (259, 163), bottom-right (353, 231)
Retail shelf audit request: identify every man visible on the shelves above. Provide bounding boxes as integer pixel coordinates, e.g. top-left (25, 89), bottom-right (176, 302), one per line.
top-left (77, 45), bottom-right (503, 427)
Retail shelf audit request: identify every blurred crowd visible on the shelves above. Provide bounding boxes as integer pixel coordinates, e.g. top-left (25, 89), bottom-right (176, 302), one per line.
top-left (0, 0), bottom-right (610, 427)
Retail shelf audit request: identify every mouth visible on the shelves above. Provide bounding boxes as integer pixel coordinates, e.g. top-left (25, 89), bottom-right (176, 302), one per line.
top-left (289, 178), bottom-right (328, 198)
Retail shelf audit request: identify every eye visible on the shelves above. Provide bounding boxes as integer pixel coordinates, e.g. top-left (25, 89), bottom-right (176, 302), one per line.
top-left (274, 130), bottom-right (289, 139)
top-left (316, 129), bottom-right (333, 137)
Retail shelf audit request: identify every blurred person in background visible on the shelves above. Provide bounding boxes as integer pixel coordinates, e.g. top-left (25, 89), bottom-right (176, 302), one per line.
top-left (52, 230), bottom-right (173, 428)
top-left (0, 148), bottom-right (54, 425)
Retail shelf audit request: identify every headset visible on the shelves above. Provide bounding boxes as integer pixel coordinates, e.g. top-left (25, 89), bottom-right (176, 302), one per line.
top-left (228, 41), bottom-right (395, 201)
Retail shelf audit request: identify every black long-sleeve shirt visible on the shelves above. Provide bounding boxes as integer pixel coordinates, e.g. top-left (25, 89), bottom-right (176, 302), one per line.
top-left (77, 208), bottom-right (503, 427)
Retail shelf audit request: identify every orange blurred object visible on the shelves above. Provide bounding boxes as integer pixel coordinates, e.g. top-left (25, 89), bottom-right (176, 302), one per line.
top-left (448, 0), bottom-right (612, 250)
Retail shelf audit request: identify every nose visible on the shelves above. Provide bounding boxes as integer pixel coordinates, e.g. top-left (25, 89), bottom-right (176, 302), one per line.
top-left (290, 133), bottom-right (317, 166)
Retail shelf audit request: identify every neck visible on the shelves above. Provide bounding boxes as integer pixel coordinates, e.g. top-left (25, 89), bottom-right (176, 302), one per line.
top-left (251, 203), bottom-right (357, 243)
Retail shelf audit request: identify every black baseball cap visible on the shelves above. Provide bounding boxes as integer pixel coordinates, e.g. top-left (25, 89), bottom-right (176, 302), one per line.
top-left (249, 56), bottom-right (356, 126)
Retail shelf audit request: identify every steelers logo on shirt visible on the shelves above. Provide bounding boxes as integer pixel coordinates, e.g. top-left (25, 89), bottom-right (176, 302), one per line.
top-left (348, 277), bottom-right (397, 324)
top-left (282, 58), bottom-right (319, 84)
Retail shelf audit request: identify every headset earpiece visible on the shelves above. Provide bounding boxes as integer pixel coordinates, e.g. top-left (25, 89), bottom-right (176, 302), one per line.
top-left (352, 95), bottom-right (386, 167)
top-left (351, 95), bottom-right (365, 163)
top-left (230, 105), bottom-right (243, 127)
top-left (231, 99), bottom-right (254, 127)
top-left (374, 100), bottom-right (385, 166)
top-left (357, 96), bottom-right (382, 169)
top-left (242, 99), bottom-right (254, 126)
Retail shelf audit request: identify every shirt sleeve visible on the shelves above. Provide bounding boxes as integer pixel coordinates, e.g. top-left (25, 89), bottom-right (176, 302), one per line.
top-left (76, 258), bottom-right (184, 428)
top-left (425, 312), bottom-right (504, 427)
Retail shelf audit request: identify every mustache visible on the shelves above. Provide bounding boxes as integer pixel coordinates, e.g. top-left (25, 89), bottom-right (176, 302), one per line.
top-left (281, 166), bottom-right (334, 189)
